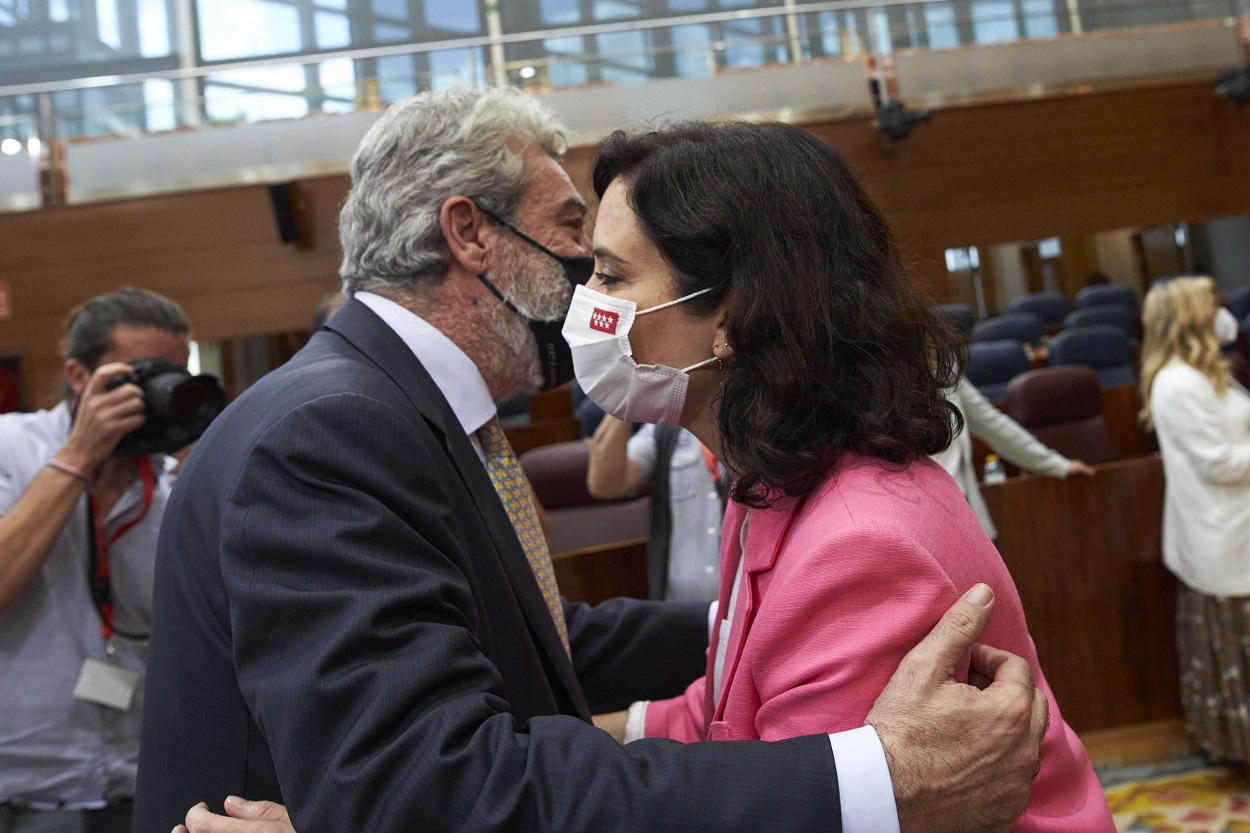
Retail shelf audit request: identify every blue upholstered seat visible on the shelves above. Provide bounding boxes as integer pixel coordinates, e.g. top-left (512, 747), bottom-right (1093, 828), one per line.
top-left (1008, 292), bottom-right (1069, 326)
top-left (1076, 284), bottom-right (1138, 312)
top-left (1047, 325), bottom-right (1136, 388)
top-left (971, 312), bottom-right (1045, 345)
top-left (966, 339), bottom-right (1030, 404)
top-left (1062, 304), bottom-right (1137, 339)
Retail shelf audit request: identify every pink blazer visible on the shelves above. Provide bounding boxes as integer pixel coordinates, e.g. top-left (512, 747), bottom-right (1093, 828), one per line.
top-left (645, 452), bottom-right (1113, 832)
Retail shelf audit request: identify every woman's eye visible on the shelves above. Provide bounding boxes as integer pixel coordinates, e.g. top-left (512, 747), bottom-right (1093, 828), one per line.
top-left (594, 270), bottom-right (622, 287)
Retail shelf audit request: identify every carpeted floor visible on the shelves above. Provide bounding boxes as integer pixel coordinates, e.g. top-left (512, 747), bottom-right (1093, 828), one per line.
top-left (1106, 767), bottom-right (1250, 832)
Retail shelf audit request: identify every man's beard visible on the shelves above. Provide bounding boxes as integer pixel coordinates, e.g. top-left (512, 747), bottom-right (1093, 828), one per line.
top-left (478, 236), bottom-right (573, 398)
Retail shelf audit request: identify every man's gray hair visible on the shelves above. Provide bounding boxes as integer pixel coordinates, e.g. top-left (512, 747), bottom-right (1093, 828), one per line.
top-left (339, 87), bottom-right (568, 295)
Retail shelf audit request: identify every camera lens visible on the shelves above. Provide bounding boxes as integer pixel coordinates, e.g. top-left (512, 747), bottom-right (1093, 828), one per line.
top-left (168, 379), bottom-right (213, 424)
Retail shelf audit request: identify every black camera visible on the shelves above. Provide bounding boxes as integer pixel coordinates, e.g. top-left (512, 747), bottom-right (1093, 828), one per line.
top-left (105, 357), bottom-right (226, 456)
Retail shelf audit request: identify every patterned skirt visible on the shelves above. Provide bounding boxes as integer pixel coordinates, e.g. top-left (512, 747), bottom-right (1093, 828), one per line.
top-left (1177, 583), bottom-right (1250, 763)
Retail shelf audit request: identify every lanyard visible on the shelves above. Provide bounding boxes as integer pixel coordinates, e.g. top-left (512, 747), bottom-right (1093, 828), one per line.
top-left (86, 456), bottom-right (154, 647)
top-left (700, 443), bottom-right (731, 506)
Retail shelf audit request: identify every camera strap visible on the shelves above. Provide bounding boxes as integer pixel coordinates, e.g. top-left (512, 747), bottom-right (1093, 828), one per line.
top-left (86, 455), bottom-right (155, 646)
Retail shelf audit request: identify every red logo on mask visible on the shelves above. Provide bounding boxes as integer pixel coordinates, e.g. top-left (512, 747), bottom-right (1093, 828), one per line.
top-left (590, 308), bottom-right (619, 334)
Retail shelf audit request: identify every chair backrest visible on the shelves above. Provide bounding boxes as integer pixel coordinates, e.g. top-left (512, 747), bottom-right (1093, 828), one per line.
top-left (1062, 304), bottom-right (1138, 338)
top-left (1229, 286), bottom-right (1250, 322)
top-left (520, 441), bottom-right (600, 508)
top-left (1076, 283), bottom-right (1138, 312)
top-left (938, 302), bottom-right (975, 335)
top-left (971, 311), bottom-right (1045, 345)
top-left (1048, 324), bottom-right (1136, 387)
top-left (1004, 366), bottom-right (1119, 464)
top-left (967, 339), bottom-right (1030, 404)
top-left (1008, 291), bottom-right (1070, 325)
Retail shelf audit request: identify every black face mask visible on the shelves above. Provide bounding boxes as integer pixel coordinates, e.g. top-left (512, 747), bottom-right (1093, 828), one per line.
top-left (475, 206), bottom-right (594, 391)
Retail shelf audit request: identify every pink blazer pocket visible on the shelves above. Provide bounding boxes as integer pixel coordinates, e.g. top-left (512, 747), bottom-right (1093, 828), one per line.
top-left (708, 721), bottom-right (733, 742)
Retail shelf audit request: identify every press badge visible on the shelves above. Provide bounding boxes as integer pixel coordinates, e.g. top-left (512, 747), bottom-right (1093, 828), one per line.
top-left (73, 658), bottom-right (138, 712)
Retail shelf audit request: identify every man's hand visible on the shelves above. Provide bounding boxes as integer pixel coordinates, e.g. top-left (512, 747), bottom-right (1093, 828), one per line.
top-left (866, 584), bottom-right (1048, 833)
top-left (177, 797), bottom-right (295, 833)
top-left (59, 362), bottom-right (145, 475)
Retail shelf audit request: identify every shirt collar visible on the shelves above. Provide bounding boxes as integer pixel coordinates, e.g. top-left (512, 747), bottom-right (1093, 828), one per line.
top-left (353, 291), bottom-right (496, 438)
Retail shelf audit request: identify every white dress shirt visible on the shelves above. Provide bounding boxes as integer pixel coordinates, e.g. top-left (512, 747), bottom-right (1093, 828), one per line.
top-left (356, 291), bottom-right (898, 833)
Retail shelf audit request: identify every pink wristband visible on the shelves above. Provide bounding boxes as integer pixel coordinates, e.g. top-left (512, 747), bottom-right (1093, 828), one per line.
top-left (47, 457), bottom-right (90, 482)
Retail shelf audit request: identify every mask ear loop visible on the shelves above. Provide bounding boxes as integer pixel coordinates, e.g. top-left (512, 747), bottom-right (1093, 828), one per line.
top-left (634, 286), bottom-right (716, 316)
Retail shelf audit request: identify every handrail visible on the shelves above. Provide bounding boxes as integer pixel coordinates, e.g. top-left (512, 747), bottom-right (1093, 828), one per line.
top-left (0, 0), bottom-right (1238, 99)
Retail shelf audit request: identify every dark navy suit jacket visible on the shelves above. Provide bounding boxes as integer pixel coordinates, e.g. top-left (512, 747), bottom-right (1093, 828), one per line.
top-left (133, 298), bottom-right (839, 833)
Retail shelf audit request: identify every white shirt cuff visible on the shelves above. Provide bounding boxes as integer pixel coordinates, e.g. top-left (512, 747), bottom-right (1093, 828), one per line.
top-left (707, 601), bottom-right (718, 641)
top-left (829, 725), bottom-right (899, 833)
top-left (623, 700), bottom-right (650, 744)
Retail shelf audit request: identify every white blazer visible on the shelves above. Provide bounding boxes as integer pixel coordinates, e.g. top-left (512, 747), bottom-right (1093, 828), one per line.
top-left (932, 379), bottom-right (1070, 539)
top-left (1151, 357), bottom-right (1250, 597)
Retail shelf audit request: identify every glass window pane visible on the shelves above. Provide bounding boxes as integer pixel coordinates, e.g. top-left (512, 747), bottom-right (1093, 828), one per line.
top-left (319, 56), bottom-right (355, 98)
top-left (668, 0), bottom-right (703, 11)
top-left (315, 11), bottom-right (349, 48)
top-left (541, 0), bottom-right (579, 26)
top-left (206, 85), bottom-right (309, 122)
top-left (594, 0), bottom-right (639, 20)
top-left (425, 0), bottom-right (479, 32)
top-left (924, 3), bottom-right (959, 48)
top-left (47, 0), bottom-right (69, 22)
top-left (143, 77), bottom-right (175, 130)
top-left (972, 0), bottom-right (1019, 44)
top-left (544, 35), bottom-right (588, 86)
top-left (210, 64), bottom-right (306, 92)
top-left (96, 0), bottom-right (120, 49)
top-left (671, 23), bottom-right (712, 76)
top-left (374, 22), bottom-right (409, 42)
top-left (597, 29), bottom-right (649, 71)
top-left (138, 0), bottom-right (170, 56)
top-left (1022, 0), bottom-right (1058, 37)
top-left (371, 0), bottom-right (405, 21)
top-left (377, 53), bottom-right (417, 99)
top-left (199, 0), bottom-right (301, 60)
top-left (428, 47), bottom-right (484, 89)
top-left (316, 0), bottom-right (346, 9)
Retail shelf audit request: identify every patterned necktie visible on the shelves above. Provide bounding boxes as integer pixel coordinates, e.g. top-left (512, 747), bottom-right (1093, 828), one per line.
top-left (477, 416), bottom-right (570, 655)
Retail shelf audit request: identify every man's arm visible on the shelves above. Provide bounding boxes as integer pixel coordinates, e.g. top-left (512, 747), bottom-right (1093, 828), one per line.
top-left (0, 363), bottom-right (143, 612)
top-left (183, 584), bottom-right (1043, 833)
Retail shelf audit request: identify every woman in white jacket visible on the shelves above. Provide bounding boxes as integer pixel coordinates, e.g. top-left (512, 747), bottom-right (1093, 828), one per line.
top-left (1141, 275), bottom-right (1250, 763)
top-left (932, 378), bottom-right (1093, 539)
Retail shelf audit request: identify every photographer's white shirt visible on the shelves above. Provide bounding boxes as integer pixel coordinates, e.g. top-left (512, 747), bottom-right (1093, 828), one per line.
top-left (0, 402), bottom-right (169, 808)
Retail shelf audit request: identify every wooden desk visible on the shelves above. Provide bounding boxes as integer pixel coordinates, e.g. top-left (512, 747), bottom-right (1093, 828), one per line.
top-left (982, 455), bottom-right (1179, 733)
top-left (552, 539), bottom-right (649, 606)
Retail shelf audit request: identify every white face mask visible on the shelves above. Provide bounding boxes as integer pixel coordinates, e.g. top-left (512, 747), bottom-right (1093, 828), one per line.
top-left (1215, 306), bottom-right (1240, 347)
top-left (561, 283), bottom-right (717, 426)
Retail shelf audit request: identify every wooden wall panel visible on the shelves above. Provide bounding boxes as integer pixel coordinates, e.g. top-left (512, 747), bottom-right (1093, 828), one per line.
top-left (4, 79), bottom-right (1249, 406)
top-left (982, 456), bottom-right (1178, 733)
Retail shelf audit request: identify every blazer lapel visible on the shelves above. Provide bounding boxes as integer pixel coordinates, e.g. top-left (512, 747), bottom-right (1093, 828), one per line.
top-left (712, 495), bottom-right (806, 722)
top-left (326, 299), bottom-right (585, 715)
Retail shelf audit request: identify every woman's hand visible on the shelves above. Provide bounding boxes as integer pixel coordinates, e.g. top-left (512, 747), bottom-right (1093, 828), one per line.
top-left (1067, 460), bottom-right (1096, 477)
top-left (176, 797), bottom-right (294, 833)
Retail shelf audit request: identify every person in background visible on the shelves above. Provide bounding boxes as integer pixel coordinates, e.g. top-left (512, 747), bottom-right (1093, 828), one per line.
top-left (573, 120), bottom-right (1112, 832)
top-left (0, 288), bottom-right (193, 833)
top-left (932, 378), bottom-right (1095, 539)
top-left (587, 415), bottom-right (726, 602)
top-left (1140, 275), bottom-right (1250, 764)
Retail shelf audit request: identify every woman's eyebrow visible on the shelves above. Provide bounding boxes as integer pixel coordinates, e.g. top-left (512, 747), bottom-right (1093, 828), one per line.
top-left (593, 246), bottom-right (630, 265)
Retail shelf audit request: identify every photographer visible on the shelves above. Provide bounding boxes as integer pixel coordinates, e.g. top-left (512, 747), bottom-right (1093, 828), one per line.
top-left (0, 288), bottom-right (202, 833)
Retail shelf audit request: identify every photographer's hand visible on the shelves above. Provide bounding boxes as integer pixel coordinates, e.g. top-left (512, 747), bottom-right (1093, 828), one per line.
top-left (0, 362), bottom-right (146, 612)
top-left (58, 362), bottom-right (146, 476)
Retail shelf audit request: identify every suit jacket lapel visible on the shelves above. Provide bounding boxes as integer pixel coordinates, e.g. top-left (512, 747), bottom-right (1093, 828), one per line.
top-left (326, 299), bottom-right (585, 715)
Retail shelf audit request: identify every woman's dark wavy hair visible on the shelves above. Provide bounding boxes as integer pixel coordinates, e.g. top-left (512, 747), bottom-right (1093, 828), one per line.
top-left (592, 121), bottom-right (963, 508)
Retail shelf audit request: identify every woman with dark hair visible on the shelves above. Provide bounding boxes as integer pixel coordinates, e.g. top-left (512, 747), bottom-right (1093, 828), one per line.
top-left (562, 122), bottom-right (1112, 831)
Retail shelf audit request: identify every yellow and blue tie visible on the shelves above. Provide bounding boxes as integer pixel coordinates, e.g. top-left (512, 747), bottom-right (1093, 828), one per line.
top-left (477, 416), bottom-right (570, 655)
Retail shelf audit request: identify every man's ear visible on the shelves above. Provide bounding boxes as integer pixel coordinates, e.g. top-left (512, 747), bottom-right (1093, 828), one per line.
top-left (440, 196), bottom-right (494, 275)
top-left (64, 359), bottom-right (91, 398)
